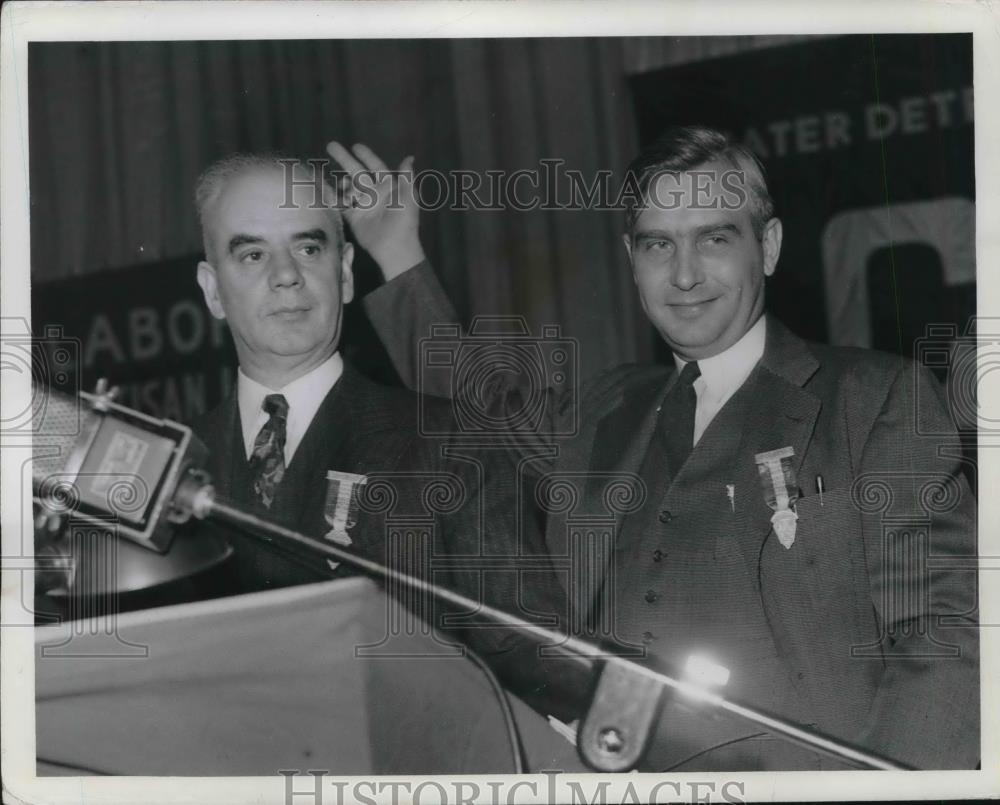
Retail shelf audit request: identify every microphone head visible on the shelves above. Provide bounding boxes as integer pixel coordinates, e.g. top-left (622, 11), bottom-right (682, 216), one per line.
top-left (32, 384), bottom-right (209, 553)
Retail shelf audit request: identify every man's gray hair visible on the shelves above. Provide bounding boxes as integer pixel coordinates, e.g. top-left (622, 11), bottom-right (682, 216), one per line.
top-left (194, 153), bottom-right (344, 261)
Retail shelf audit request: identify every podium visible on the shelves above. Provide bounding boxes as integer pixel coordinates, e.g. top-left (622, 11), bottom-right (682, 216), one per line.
top-left (35, 577), bottom-right (585, 775)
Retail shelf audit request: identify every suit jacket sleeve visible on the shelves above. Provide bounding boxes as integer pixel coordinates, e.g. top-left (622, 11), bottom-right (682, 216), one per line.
top-left (435, 447), bottom-right (595, 724)
top-left (363, 261), bottom-right (458, 399)
top-left (855, 362), bottom-right (978, 769)
top-left (368, 270), bottom-right (593, 717)
top-left (362, 260), bottom-right (574, 473)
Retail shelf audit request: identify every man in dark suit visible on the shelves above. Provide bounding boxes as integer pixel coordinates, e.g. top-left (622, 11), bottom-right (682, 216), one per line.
top-left (190, 153), bottom-right (468, 596)
top-left (188, 153), bottom-right (580, 729)
top-left (330, 127), bottom-right (979, 770)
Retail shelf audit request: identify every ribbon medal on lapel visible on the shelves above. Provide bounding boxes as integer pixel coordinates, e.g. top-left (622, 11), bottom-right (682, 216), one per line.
top-left (754, 447), bottom-right (799, 549)
top-left (324, 470), bottom-right (368, 570)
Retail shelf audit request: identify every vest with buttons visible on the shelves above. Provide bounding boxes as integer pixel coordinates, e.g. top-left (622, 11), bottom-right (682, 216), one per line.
top-left (603, 373), bottom-right (819, 770)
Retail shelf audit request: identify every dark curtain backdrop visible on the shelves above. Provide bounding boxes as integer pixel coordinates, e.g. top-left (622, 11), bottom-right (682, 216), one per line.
top-left (28, 35), bottom-right (822, 378)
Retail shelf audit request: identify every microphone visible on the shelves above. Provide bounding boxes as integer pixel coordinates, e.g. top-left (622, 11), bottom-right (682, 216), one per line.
top-left (31, 380), bottom-right (232, 602)
top-left (32, 380), bottom-right (210, 553)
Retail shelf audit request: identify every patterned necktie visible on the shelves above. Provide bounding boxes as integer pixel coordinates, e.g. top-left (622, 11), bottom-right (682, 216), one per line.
top-left (249, 393), bottom-right (288, 509)
top-left (662, 360), bottom-right (701, 475)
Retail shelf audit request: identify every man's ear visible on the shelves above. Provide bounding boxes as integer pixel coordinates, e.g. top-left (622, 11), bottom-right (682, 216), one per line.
top-left (339, 242), bottom-right (356, 305)
top-left (762, 218), bottom-right (783, 278)
top-left (197, 261), bottom-right (226, 320)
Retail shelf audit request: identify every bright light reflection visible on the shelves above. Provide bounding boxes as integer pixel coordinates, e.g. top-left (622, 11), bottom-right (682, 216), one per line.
top-left (679, 654), bottom-right (731, 703)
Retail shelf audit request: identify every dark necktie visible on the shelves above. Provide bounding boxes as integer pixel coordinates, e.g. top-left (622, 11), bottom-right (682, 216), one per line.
top-left (249, 393), bottom-right (288, 509)
top-left (662, 360), bottom-right (701, 475)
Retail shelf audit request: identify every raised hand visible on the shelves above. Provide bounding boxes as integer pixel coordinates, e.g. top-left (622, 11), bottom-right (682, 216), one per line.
top-left (326, 141), bottom-right (426, 281)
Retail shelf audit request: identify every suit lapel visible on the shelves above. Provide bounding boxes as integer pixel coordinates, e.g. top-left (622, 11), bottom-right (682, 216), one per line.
top-left (548, 370), bottom-right (671, 622)
top-left (588, 372), bottom-right (673, 526)
top-left (289, 371), bottom-right (352, 474)
top-left (727, 367), bottom-right (821, 585)
top-left (284, 379), bottom-right (351, 536)
top-left (287, 365), bottom-right (409, 537)
top-left (726, 318), bottom-right (822, 578)
top-left (199, 390), bottom-right (243, 504)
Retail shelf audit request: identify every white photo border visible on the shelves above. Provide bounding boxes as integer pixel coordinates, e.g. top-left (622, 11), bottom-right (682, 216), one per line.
top-left (2, 1), bottom-right (998, 803)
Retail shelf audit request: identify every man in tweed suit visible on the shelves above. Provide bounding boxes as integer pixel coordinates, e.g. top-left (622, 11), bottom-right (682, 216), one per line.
top-left (332, 127), bottom-right (979, 770)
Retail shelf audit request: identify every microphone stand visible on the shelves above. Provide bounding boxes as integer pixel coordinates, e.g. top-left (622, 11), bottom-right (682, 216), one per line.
top-left (174, 471), bottom-right (909, 773)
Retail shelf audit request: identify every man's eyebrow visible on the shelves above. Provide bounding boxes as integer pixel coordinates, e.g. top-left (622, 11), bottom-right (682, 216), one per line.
top-left (227, 230), bottom-right (329, 254)
top-left (632, 223), bottom-right (743, 244)
top-left (632, 229), bottom-right (674, 241)
top-left (694, 222), bottom-right (741, 237)
top-left (293, 229), bottom-right (328, 243)
top-left (228, 234), bottom-right (264, 254)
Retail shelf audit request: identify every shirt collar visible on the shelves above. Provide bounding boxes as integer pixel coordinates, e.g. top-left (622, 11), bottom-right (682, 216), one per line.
top-left (238, 352), bottom-right (344, 460)
top-left (673, 315), bottom-right (766, 403)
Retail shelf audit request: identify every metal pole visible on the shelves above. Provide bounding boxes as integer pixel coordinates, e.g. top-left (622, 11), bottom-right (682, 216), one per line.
top-left (200, 491), bottom-right (908, 771)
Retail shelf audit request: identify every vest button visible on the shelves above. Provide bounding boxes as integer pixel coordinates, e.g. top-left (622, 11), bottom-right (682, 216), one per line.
top-left (642, 631), bottom-right (654, 645)
top-left (644, 590), bottom-right (658, 603)
top-left (652, 549), bottom-right (664, 562)
top-left (658, 510), bottom-right (673, 524)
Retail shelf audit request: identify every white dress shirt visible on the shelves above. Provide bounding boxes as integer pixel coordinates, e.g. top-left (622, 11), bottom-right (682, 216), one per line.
top-left (674, 316), bottom-right (766, 446)
top-left (238, 352), bottom-right (344, 464)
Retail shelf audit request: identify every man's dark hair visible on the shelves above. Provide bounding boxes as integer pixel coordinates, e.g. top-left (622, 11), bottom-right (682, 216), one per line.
top-left (623, 125), bottom-right (775, 240)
